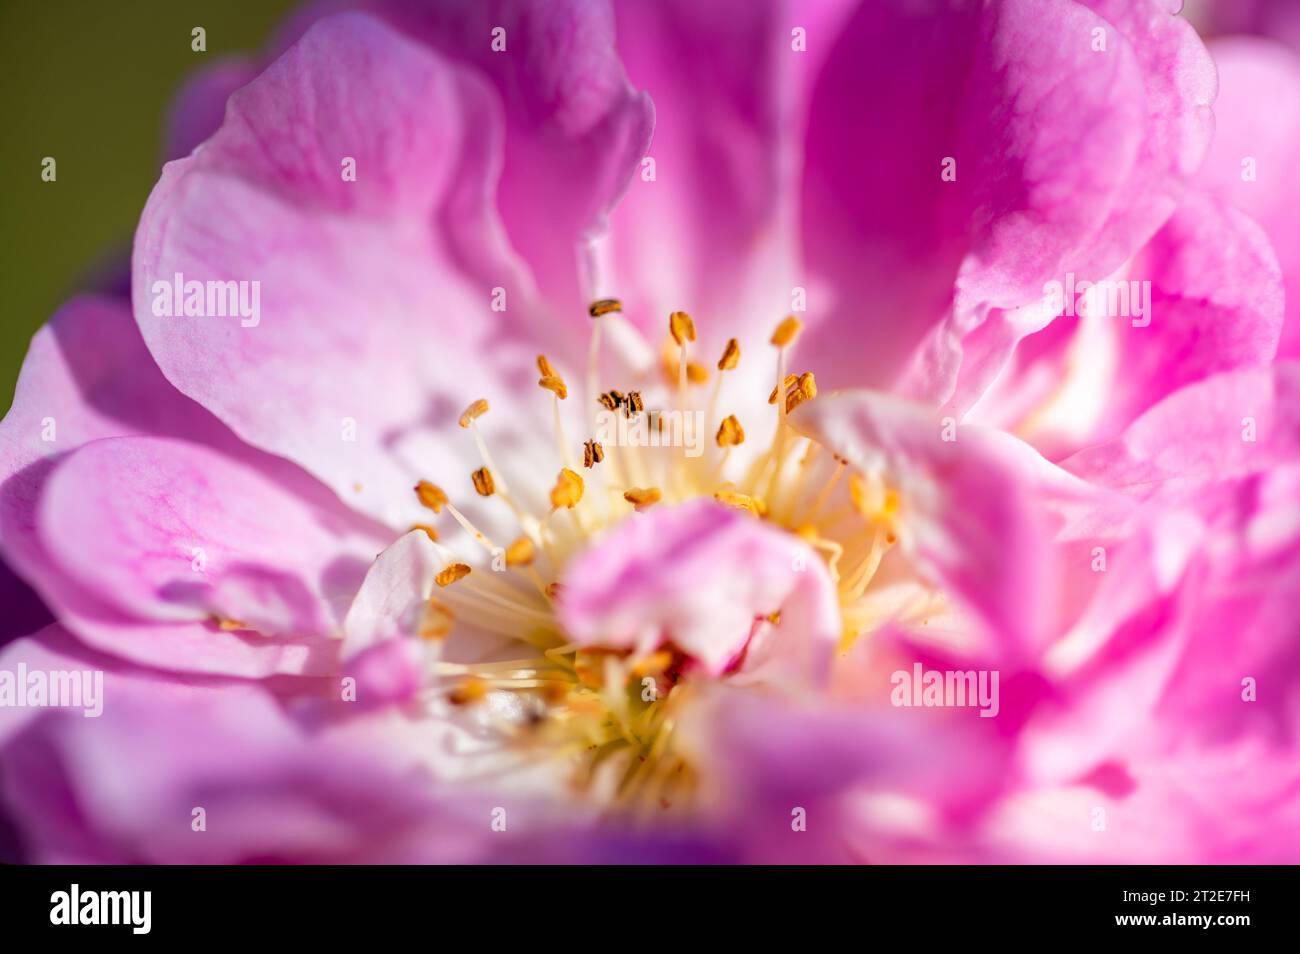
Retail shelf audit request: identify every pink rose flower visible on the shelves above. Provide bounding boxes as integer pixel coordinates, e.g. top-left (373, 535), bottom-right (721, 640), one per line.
top-left (2, 0), bottom-right (1297, 863)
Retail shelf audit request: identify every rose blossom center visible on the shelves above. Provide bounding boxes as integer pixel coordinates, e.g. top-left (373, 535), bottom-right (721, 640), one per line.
top-left (403, 301), bottom-right (905, 814)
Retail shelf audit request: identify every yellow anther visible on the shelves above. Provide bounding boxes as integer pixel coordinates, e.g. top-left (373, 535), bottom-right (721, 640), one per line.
top-left (850, 473), bottom-right (901, 523)
top-left (471, 467), bottom-right (496, 496)
top-left (882, 488), bottom-right (901, 517)
top-left (583, 439), bottom-right (604, 468)
top-left (415, 480), bottom-right (449, 513)
top-left (623, 486), bottom-right (662, 511)
top-left (717, 337), bottom-right (740, 371)
top-left (669, 310), bottom-right (696, 346)
top-left (550, 467), bottom-right (584, 509)
top-left (714, 489), bottom-right (767, 516)
top-left (771, 315), bottom-right (803, 348)
top-left (419, 597), bottom-right (454, 640)
top-left (589, 298), bottom-right (623, 318)
top-left (768, 373), bottom-right (798, 405)
top-left (662, 341), bottom-right (710, 384)
top-left (849, 473), bottom-right (877, 517)
top-left (504, 536), bottom-right (537, 567)
top-left (537, 354), bottom-right (557, 377)
top-left (631, 650), bottom-right (674, 677)
top-left (785, 371), bottom-right (817, 413)
top-left (436, 562), bottom-right (472, 587)
top-left (716, 414), bottom-right (745, 447)
top-left (458, 398), bottom-right (490, 428)
top-left (410, 523), bottom-right (439, 543)
top-left (216, 617), bottom-right (249, 632)
top-left (449, 676), bottom-right (488, 706)
top-left (539, 374), bottom-right (568, 399)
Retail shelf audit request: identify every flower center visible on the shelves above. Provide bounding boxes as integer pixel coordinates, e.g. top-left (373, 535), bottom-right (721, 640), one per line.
top-left (405, 300), bottom-right (903, 816)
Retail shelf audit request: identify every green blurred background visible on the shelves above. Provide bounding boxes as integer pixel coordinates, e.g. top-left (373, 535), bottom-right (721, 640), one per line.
top-left (0, 1), bottom-right (297, 415)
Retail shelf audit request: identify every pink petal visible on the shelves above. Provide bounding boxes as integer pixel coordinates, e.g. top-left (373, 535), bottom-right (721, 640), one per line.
top-left (276, 0), bottom-right (654, 323)
top-left (132, 14), bottom-right (529, 527)
top-left (556, 499), bottom-right (840, 680)
top-left (1095, 192), bottom-right (1282, 437)
top-left (973, 190), bottom-right (1283, 454)
top-left (605, 0), bottom-right (804, 352)
top-left (792, 389), bottom-right (1062, 657)
top-left (797, 0), bottom-right (1214, 414)
top-left (1063, 362), bottom-right (1300, 504)
top-left (1196, 36), bottom-right (1300, 359)
top-left (38, 436), bottom-right (379, 643)
top-left (162, 57), bottom-right (258, 162)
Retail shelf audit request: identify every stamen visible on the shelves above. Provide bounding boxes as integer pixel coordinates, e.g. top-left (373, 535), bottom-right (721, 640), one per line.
top-left (461, 409), bottom-right (549, 540)
top-left (662, 342), bottom-right (709, 385)
top-left (623, 487), bottom-right (662, 511)
top-left (550, 467), bottom-right (585, 509)
top-left (840, 529), bottom-right (889, 602)
top-left (539, 355), bottom-right (575, 471)
top-left (458, 398), bottom-right (490, 428)
top-left (505, 536), bottom-right (537, 567)
top-left (434, 497), bottom-right (508, 563)
top-left (471, 467), bottom-right (496, 497)
top-left (669, 311), bottom-right (696, 347)
top-left (421, 496), bottom-right (553, 608)
top-left (419, 597), bottom-right (455, 640)
top-left (415, 480), bottom-right (449, 513)
top-left (802, 458), bottom-right (845, 526)
top-left (448, 677), bottom-right (489, 706)
top-left (717, 338), bottom-right (740, 372)
top-left (436, 562), bottom-right (472, 587)
top-left (630, 650), bottom-right (674, 678)
top-left (768, 374), bottom-right (798, 405)
top-left (774, 439), bottom-right (818, 525)
top-left (700, 339), bottom-right (740, 482)
top-left (716, 414), bottom-right (745, 447)
top-left (588, 298), bottom-right (623, 318)
top-left (796, 524), bottom-right (844, 581)
top-left (587, 300), bottom-right (621, 438)
top-left (714, 489), bottom-right (767, 516)
top-left (785, 371), bottom-right (817, 413)
top-left (398, 300), bottom-right (861, 812)
top-left (463, 413), bottom-right (545, 537)
top-left (848, 471), bottom-right (900, 529)
top-left (669, 311), bottom-right (697, 412)
top-left (755, 321), bottom-right (797, 501)
top-left (770, 315), bottom-right (803, 348)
